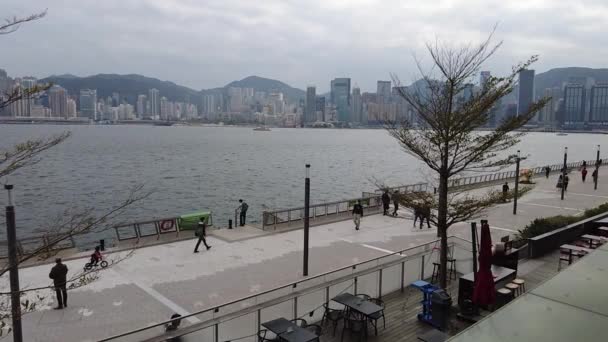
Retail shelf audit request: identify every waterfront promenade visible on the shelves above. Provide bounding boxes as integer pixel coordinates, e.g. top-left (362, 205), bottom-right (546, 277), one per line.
top-left (3, 170), bottom-right (608, 341)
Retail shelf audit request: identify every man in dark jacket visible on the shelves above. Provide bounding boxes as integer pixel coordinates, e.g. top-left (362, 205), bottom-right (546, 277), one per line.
top-left (381, 191), bottom-right (390, 215)
top-left (392, 191), bottom-right (399, 216)
top-left (194, 217), bottom-right (211, 253)
top-left (352, 200), bottom-right (364, 230)
top-left (49, 258), bottom-right (68, 309)
top-left (238, 199), bottom-right (248, 226)
top-left (502, 182), bottom-right (509, 202)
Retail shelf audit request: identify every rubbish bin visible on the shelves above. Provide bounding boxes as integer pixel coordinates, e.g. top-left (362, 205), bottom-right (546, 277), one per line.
top-left (431, 289), bottom-right (452, 330)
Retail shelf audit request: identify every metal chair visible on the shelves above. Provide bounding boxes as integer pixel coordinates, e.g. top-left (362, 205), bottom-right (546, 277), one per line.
top-left (368, 298), bottom-right (386, 336)
top-left (290, 318), bottom-right (308, 327)
top-left (305, 324), bottom-right (322, 342)
top-left (321, 303), bottom-right (344, 336)
top-left (355, 293), bottom-right (371, 300)
top-left (257, 329), bottom-right (278, 342)
top-left (341, 311), bottom-right (366, 342)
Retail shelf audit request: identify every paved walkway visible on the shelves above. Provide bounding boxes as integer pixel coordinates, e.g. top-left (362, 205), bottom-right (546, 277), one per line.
top-left (2, 170), bottom-right (608, 341)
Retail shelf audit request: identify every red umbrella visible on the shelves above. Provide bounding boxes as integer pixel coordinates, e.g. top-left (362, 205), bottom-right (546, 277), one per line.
top-left (472, 222), bottom-right (496, 306)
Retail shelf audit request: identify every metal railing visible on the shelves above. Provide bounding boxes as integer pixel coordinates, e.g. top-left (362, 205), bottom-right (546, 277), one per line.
top-left (0, 233), bottom-right (75, 258)
top-left (99, 235), bottom-right (474, 342)
top-left (261, 195), bottom-right (383, 230)
top-left (447, 159), bottom-right (598, 188)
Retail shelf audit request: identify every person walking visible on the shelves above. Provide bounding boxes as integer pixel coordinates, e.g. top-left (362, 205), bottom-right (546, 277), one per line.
top-left (421, 205), bottom-right (431, 229)
top-left (502, 182), bottom-right (510, 202)
top-left (545, 166), bottom-right (551, 179)
top-left (392, 191), bottom-right (399, 216)
top-left (564, 174), bottom-right (570, 191)
top-left (381, 191), bottom-right (390, 216)
top-left (49, 258), bottom-right (68, 309)
top-left (582, 167), bottom-right (588, 182)
top-left (193, 217), bottom-right (211, 253)
top-left (352, 200), bottom-right (364, 230)
top-left (238, 199), bottom-right (248, 226)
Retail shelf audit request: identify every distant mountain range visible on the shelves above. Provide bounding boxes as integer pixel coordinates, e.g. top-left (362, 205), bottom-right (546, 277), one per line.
top-left (38, 67), bottom-right (608, 106)
top-left (40, 74), bottom-right (305, 105)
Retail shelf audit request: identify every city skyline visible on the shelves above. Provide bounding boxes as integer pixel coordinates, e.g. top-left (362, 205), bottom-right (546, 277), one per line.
top-left (3, 0), bottom-right (608, 92)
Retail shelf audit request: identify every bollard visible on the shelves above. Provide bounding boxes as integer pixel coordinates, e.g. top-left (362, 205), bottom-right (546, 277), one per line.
top-left (99, 239), bottom-right (105, 251)
top-left (228, 219), bottom-right (233, 229)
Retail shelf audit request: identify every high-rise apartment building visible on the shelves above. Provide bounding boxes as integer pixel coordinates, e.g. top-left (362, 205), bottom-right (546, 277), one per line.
top-left (305, 86), bottom-right (316, 123)
top-left (376, 81), bottom-right (392, 104)
top-left (136, 94), bottom-right (147, 117)
top-left (562, 83), bottom-right (586, 124)
top-left (79, 89), bottom-right (97, 119)
top-left (330, 78), bottom-right (351, 122)
top-left (480, 71), bottom-right (491, 88)
top-left (589, 83), bottom-right (608, 123)
top-left (67, 98), bottom-right (77, 117)
top-left (315, 96), bottom-right (326, 122)
top-left (351, 87), bottom-right (362, 123)
top-left (518, 69), bottom-right (535, 115)
top-left (49, 85), bottom-right (68, 117)
top-left (148, 88), bottom-right (160, 116)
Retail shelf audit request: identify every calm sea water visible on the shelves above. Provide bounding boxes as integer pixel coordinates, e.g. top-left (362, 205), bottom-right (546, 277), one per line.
top-left (0, 124), bottom-right (605, 241)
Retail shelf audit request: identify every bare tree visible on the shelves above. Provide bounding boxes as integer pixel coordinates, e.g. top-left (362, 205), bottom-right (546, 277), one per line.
top-left (386, 31), bottom-right (549, 289)
top-left (0, 10), bottom-right (50, 114)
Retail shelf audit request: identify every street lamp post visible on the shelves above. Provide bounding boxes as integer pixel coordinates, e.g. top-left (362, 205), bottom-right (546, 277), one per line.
top-left (5, 184), bottom-right (23, 342)
top-left (561, 147), bottom-right (568, 200)
top-left (303, 164), bottom-right (310, 277)
top-left (595, 145), bottom-right (600, 191)
top-left (513, 150), bottom-right (520, 215)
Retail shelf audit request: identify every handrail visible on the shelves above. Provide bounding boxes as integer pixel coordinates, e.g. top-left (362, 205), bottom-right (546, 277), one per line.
top-left (99, 235), bottom-right (456, 341)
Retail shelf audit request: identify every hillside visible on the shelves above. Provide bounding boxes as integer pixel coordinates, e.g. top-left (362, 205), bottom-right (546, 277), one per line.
top-left (534, 67), bottom-right (608, 94)
top-left (222, 75), bottom-right (305, 103)
top-left (41, 74), bottom-right (200, 104)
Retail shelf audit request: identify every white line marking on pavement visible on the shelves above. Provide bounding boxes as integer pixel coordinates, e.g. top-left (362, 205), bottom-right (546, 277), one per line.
top-left (340, 238), bottom-right (396, 254)
top-left (489, 226), bottom-right (517, 233)
top-left (131, 280), bottom-right (201, 324)
top-left (361, 244), bottom-right (396, 254)
top-left (520, 202), bottom-right (583, 211)
top-left (539, 190), bottom-right (608, 199)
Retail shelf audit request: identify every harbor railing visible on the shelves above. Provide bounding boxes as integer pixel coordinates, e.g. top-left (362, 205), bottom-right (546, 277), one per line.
top-left (99, 235), bottom-right (474, 342)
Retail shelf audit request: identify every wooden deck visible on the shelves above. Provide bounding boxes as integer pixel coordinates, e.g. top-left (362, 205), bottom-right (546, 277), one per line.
top-left (319, 250), bottom-right (561, 342)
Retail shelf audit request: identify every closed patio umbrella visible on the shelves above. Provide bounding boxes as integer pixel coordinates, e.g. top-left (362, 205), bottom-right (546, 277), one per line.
top-left (472, 221), bottom-right (496, 306)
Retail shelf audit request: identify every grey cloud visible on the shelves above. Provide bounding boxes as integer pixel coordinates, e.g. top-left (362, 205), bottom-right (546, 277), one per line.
top-left (2, 0), bottom-right (607, 92)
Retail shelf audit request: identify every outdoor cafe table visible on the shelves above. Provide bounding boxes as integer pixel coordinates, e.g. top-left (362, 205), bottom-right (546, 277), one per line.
top-left (332, 293), bottom-right (383, 317)
top-left (261, 317), bottom-right (318, 342)
top-left (458, 265), bottom-right (516, 308)
top-left (560, 244), bottom-right (592, 265)
top-left (582, 234), bottom-right (608, 248)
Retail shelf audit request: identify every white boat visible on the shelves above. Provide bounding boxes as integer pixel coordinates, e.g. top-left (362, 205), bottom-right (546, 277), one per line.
top-left (556, 132), bottom-right (568, 136)
top-left (253, 126), bottom-right (271, 131)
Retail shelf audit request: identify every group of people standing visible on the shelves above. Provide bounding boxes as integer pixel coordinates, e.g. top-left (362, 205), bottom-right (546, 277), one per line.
top-left (351, 190), bottom-right (432, 230)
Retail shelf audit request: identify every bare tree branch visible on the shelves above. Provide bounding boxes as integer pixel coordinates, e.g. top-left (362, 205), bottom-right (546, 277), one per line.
top-left (0, 10), bottom-right (47, 35)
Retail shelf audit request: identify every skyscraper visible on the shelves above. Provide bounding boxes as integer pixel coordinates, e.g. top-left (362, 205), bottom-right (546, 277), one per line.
top-left (330, 78), bottom-right (351, 122)
top-left (305, 86), bottom-right (316, 123)
top-left (480, 71), bottom-right (491, 88)
top-left (517, 69), bottom-right (535, 115)
top-left (49, 85), bottom-right (68, 117)
top-left (79, 89), bottom-right (97, 119)
top-left (112, 92), bottom-right (120, 106)
top-left (136, 94), bottom-right (147, 117)
top-left (148, 88), bottom-right (160, 117)
top-left (351, 87), bottom-right (362, 123)
top-left (315, 96), bottom-right (326, 122)
top-left (562, 83), bottom-right (586, 124)
top-left (67, 98), bottom-right (77, 117)
top-left (589, 83), bottom-right (608, 123)
top-left (376, 81), bottom-right (391, 104)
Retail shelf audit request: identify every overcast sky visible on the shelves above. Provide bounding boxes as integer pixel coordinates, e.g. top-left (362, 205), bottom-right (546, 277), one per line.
top-left (3, 0), bottom-right (607, 92)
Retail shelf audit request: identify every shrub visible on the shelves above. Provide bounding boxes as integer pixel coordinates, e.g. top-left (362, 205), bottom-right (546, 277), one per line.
top-left (583, 202), bottom-right (608, 218)
top-left (517, 215), bottom-right (581, 240)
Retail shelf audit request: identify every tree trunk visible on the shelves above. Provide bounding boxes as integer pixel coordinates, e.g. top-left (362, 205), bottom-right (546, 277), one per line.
top-left (437, 172), bottom-right (449, 289)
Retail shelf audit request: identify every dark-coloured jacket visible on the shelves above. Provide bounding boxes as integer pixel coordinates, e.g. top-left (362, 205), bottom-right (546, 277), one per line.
top-left (49, 263), bottom-right (68, 286)
top-left (381, 193), bottom-right (390, 205)
top-left (352, 204), bottom-right (364, 216)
